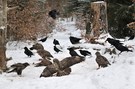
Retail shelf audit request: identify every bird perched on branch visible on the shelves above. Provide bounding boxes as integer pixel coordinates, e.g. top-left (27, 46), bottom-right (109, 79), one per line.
top-left (95, 52), bottom-right (111, 69)
top-left (69, 36), bottom-right (82, 44)
top-left (24, 47), bottom-right (34, 57)
top-left (7, 62), bottom-right (29, 76)
top-left (79, 50), bottom-right (92, 57)
top-left (38, 37), bottom-right (48, 42)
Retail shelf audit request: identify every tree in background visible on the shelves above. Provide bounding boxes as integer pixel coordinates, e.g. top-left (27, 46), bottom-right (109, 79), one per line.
top-left (64, 0), bottom-right (135, 39)
top-left (64, 0), bottom-right (91, 32)
top-left (7, 0), bottom-right (55, 41)
top-left (107, 0), bottom-right (135, 38)
top-left (0, 0), bottom-right (7, 71)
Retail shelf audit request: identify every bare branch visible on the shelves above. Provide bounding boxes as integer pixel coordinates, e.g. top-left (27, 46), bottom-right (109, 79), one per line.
top-left (7, 6), bottom-right (19, 11)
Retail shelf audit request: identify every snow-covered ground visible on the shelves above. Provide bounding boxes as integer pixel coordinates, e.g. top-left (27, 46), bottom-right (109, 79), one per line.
top-left (1, 19), bottom-right (135, 89)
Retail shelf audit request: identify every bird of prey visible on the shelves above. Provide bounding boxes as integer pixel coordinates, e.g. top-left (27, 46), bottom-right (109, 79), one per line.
top-left (7, 62), bottom-right (29, 76)
top-left (95, 52), bottom-right (111, 69)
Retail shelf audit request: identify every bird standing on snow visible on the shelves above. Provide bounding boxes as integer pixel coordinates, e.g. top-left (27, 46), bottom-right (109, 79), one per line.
top-left (38, 37), bottom-right (48, 42)
top-left (7, 62), bottom-right (29, 76)
top-left (95, 52), bottom-right (111, 69)
top-left (37, 49), bottom-right (53, 59)
top-left (24, 47), bottom-right (34, 57)
top-left (54, 46), bottom-right (62, 53)
top-left (67, 48), bottom-right (80, 57)
top-left (114, 43), bottom-right (133, 55)
top-left (69, 36), bottom-right (82, 44)
top-left (30, 43), bottom-right (44, 50)
top-left (105, 38), bottom-right (123, 46)
top-left (53, 39), bottom-right (60, 45)
top-left (79, 50), bottom-right (92, 57)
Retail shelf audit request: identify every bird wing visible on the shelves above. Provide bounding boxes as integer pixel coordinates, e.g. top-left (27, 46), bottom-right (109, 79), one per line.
top-left (85, 51), bottom-right (91, 55)
top-left (42, 50), bottom-right (53, 57)
top-left (96, 56), bottom-right (110, 65)
top-left (101, 56), bottom-right (110, 65)
top-left (10, 63), bottom-right (23, 68)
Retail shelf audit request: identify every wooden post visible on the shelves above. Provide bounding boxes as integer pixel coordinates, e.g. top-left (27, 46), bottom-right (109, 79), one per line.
top-left (0, 0), bottom-right (7, 71)
top-left (90, 1), bottom-right (108, 38)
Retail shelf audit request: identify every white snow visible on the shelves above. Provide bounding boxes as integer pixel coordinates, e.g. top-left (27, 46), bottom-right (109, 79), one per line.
top-left (1, 19), bottom-right (135, 89)
top-left (93, 1), bottom-right (105, 4)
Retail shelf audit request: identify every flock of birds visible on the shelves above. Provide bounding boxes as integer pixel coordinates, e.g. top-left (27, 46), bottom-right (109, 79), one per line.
top-left (5, 35), bottom-right (134, 77)
top-left (4, 9), bottom-right (135, 77)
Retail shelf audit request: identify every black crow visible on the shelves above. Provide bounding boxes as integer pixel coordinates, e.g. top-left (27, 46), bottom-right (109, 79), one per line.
top-left (105, 38), bottom-right (123, 46)
top-left (69, 36), bottom-right (82, 44)
top-left (7, 62), bottom-right (29, 75)
top-left (67, 48), bottom-right (80, 57)
top-left (48, 9), bottom-right (59, 19)
top-left (95, 52), bottom-right (111, 69)
top-left (128, 35), bottom-right (134, 40)
top-left (79, 50), bottom-right (92, 57)
top-left (54, 46), bottom-right (62, 53)
top-left (53, 39), bottom-right (60, 45)
top-left (38, 37), bottom-right (48, 42)
top-left (24, 47), bottom-right (34, 57)
top-left (114, 44), bottom-right (133, 55)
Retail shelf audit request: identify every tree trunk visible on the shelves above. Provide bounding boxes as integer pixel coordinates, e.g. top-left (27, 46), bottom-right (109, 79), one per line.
top-left (90, 1), bottom-right (108, 38)
top-left (0, 0), bottom-right (7, 71)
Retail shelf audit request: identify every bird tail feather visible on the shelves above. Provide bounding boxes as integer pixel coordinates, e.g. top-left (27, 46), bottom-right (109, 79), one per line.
top-left (7, 69), bottom-right (15, 73)
top-left (128, 50), bottom-right (133, 52)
